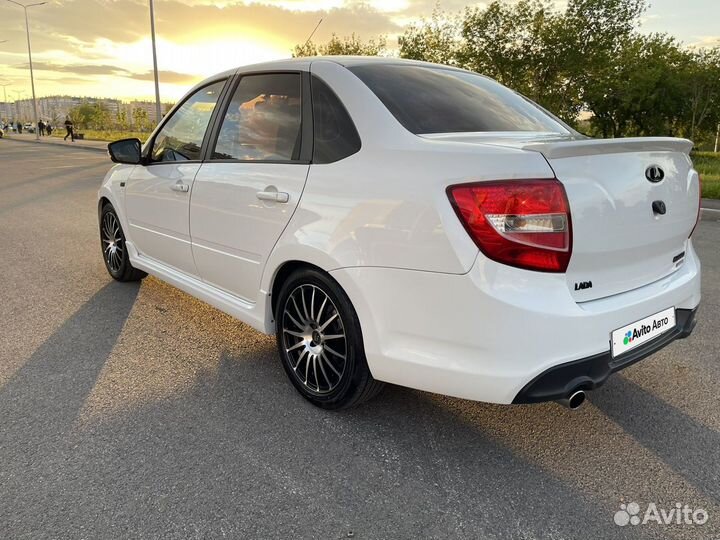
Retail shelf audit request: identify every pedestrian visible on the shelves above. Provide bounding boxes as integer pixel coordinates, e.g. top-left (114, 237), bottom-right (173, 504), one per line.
top-left (38, 119), bottom-right (45, 136)
top-left (63, 115), bottom-right (74, 142)
top-left (16, 121), bottom-right (22, 134)
top-left (46, 123), bottom-right (53, 136)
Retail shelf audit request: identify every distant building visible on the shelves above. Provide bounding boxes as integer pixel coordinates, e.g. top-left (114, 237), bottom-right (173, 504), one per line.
top-left (121, 100), bottom-right (174, 125)
top-left (12, 96), bottom-right (122, 124)
top-left (4, 96), bottom-right (173, 128)
top-left (0, 102), bottom-right (12, 122)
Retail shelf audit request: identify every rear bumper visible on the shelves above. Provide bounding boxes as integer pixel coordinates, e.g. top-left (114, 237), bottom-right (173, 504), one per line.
top-left (512, 307), bottom-right (698, 403)
top-left (330, 241), bottom-right (701, 404)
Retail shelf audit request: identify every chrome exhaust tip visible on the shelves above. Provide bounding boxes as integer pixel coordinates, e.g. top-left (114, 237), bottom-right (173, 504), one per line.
top-left (556, 389), bottom-right (586, 410)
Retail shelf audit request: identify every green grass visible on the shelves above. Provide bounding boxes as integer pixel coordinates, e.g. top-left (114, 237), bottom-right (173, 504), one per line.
top-left (50, 130), bottom-right (150, 143)
top-left (701, 175), bottom-right (720, 199)
top-left (691, 152), bottom-right (720, 199)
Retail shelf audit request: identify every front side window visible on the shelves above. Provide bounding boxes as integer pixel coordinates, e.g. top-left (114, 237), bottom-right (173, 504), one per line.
top-left (151, 80), bottom-right (225, 162)
top-left (212, 73), bottom-right (302, 161)
top-left (348, 64), bottom-right (569, 135)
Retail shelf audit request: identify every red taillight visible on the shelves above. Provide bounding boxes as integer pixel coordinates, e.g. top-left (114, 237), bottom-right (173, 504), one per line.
top-left (448, 179), bottom-right (573, 273)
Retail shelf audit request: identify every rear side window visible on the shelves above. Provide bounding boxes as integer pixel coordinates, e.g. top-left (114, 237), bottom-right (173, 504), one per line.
top-left (348, 64), bottom-right (568, 135)
top-left (311, 76), bottom-right (361, 164)
top-left (212, 73), bottom-right (302, 161)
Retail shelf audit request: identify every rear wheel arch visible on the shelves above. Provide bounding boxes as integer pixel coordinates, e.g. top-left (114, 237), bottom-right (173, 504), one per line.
top-left (98, 196), bottom-right (111, 216)
top-left (272, 262), bottom-right (383, 408)
top-left (270, 260), bottom-right (332, 321)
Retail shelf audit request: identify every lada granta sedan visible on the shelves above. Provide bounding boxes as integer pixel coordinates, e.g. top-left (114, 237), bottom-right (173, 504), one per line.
top-left (98, 57), bottom-right (701, 410)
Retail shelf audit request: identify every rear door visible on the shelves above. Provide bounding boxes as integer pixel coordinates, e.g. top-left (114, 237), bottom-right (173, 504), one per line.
top-left (125, 80), bottom-right (226, 276)
top-left (190, 72), bottom-right (311, 303)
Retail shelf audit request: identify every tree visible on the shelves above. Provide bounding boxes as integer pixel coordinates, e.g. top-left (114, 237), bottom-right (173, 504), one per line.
top-left (684, 48), bottom-right (720, 142)
top-left (132, 107), bottom-right (152, 131)
top-left (293, 33), bottom-right (387, 58)
top-left (456, 0), bottom-right (583, 121)
top-left (399, 7), bottom-right (462, 66)
top-left (116, 109), bottom-right (129, 131)
top-left (291, 0), bottom-right (720, 147)
top-left (68, 101), bottom-right (112, 130)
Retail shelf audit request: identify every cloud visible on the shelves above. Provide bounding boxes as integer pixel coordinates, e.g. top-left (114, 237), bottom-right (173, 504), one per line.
top-left (127, 69), bottom-right (201, 84)
top-left (14, 61), bottom-right (129, 76)
top-left (36, 76), bottom-right (92, 85)
top-left (1, 0), bottom-right (401, 57)
top-left (689, 35), bottom-right (720, 48)
top-left (19, 60), bottom-right (200, 84)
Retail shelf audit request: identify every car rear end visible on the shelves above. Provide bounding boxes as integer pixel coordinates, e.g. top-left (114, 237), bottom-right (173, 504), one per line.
top-left (342, 61), bottom-right (701, 405)
top-left (444, 136), bottom-right (701, 404)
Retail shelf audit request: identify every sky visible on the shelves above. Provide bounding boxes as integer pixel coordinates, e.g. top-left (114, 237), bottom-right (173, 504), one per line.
top-left (0, 0), bottom-right (718, 103)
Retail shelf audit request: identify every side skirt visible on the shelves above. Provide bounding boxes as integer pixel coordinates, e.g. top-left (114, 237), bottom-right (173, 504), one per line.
top-left (128, 242), bottom-right (272, 335)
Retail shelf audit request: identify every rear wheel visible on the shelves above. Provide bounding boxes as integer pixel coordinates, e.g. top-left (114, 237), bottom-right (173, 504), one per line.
top-left (100, 203), bottom-right (147, 282)
top-left (275, 268), bottom-right (383, 409)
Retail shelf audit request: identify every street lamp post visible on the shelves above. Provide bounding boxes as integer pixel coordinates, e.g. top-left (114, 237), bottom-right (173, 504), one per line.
top-left (0, 83), bottom-right (9, 125)
top-left (5, 0), bottom-right (46, 141)
top-left (0, 43), bottom-right (8, 122)
top-left (149, 0), bottom-right (162, 124)
top-left (0, 83), bottom-right (9, 120)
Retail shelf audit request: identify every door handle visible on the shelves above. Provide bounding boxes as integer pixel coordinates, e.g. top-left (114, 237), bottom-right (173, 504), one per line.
top-left (170, 181), bottom-right (189, 193)
top-left (256, 190), bottom-right (289, 203)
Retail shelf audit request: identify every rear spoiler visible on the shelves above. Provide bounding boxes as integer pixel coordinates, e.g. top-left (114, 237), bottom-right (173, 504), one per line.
top-left (522, 137), bottom-right (693, 159)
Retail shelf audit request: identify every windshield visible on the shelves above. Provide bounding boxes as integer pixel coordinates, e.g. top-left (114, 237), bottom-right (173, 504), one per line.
top-left (348, 64), bottom-right (569, 135)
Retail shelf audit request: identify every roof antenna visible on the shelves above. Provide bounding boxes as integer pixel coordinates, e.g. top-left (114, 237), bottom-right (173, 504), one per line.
top-left (303, 17), bottom-right (323, 48)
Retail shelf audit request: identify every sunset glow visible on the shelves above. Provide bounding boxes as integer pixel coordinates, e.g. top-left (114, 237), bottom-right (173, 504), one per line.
top-left (0, 0), bottom-right (718, 102)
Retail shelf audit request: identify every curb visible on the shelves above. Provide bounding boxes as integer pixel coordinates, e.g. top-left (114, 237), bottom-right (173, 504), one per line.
top-left (701, 198), bottom-right (720, 211)
top-left (3, 135), bottom-right (108, 154)
top-left (701, 207), bottom-right (720, 221)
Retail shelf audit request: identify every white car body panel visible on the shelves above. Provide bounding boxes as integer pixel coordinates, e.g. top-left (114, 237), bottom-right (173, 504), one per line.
top-left (125, 162), bottom-right (201, 277)
top-left (549, 151), bottom-right (699, 302)
top-left (331, 240), bottom-right (700, 403)
top-left (98, 57), bottom-right (702, 404)
top-left (190, 162), bottom-right (310, 303)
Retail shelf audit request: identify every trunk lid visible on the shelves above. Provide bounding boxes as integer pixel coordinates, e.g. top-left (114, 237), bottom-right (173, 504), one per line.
top-left (426, 134), bottom-right (701, 302)
top-left (510, 137), bottom-right (698, 301)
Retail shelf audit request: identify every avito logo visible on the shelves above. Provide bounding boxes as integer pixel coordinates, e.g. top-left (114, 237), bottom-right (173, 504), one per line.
top-left (622, 316), bottom-right (671, 346)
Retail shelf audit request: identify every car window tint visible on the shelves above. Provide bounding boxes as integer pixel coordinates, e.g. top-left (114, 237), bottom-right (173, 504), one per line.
top-left (311, 76), bottom-right (361, 164)
top-left (151, 80), bottom-right (225, 162)
top-left (348, 64), bottom-right (569, 135)
top-left (212, 73), bottom-right (302, 161)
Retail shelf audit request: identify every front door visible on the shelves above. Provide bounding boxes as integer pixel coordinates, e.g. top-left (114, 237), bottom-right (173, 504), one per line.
top-left (190, 73), bottom-right (309, 302)
top-left (125, 79), bottom-right (226, 276)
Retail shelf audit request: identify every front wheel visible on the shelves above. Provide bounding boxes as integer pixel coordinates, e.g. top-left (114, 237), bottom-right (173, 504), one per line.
top-left (99, 203), bottom-right (147, 282)
top-left (275, 269), bottom-right (384, 409)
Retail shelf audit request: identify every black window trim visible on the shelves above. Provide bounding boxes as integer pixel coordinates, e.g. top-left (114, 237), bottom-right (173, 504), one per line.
top-left (203, 70), bottom-right (313, 165)
top-left (141, 77), bottom-right (232, 166)
top-left (309, 74), bottom-right (362, 165)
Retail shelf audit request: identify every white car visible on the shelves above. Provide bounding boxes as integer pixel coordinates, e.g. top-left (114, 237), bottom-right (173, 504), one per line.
top-left (99, 57), bottom-right (701, 410)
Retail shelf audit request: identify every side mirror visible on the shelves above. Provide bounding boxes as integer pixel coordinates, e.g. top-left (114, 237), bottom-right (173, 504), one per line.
top-left (108, 138), bottom-right (142, 165)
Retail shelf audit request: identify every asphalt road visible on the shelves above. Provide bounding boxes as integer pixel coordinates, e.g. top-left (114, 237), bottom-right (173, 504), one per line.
top-left (1, 138), bottom-right (719, 540)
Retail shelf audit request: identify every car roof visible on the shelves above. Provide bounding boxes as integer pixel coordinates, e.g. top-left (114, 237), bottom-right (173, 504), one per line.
top-left (191, 56), bottom-right (471, 98)
top-left (231, 55), bottom-right (467, 74)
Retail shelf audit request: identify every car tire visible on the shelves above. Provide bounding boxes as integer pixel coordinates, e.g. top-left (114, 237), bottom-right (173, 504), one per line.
top-left (275, 268), bottom-right (384, 409)
top-left (100, 203), bottom-right (147, 282)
